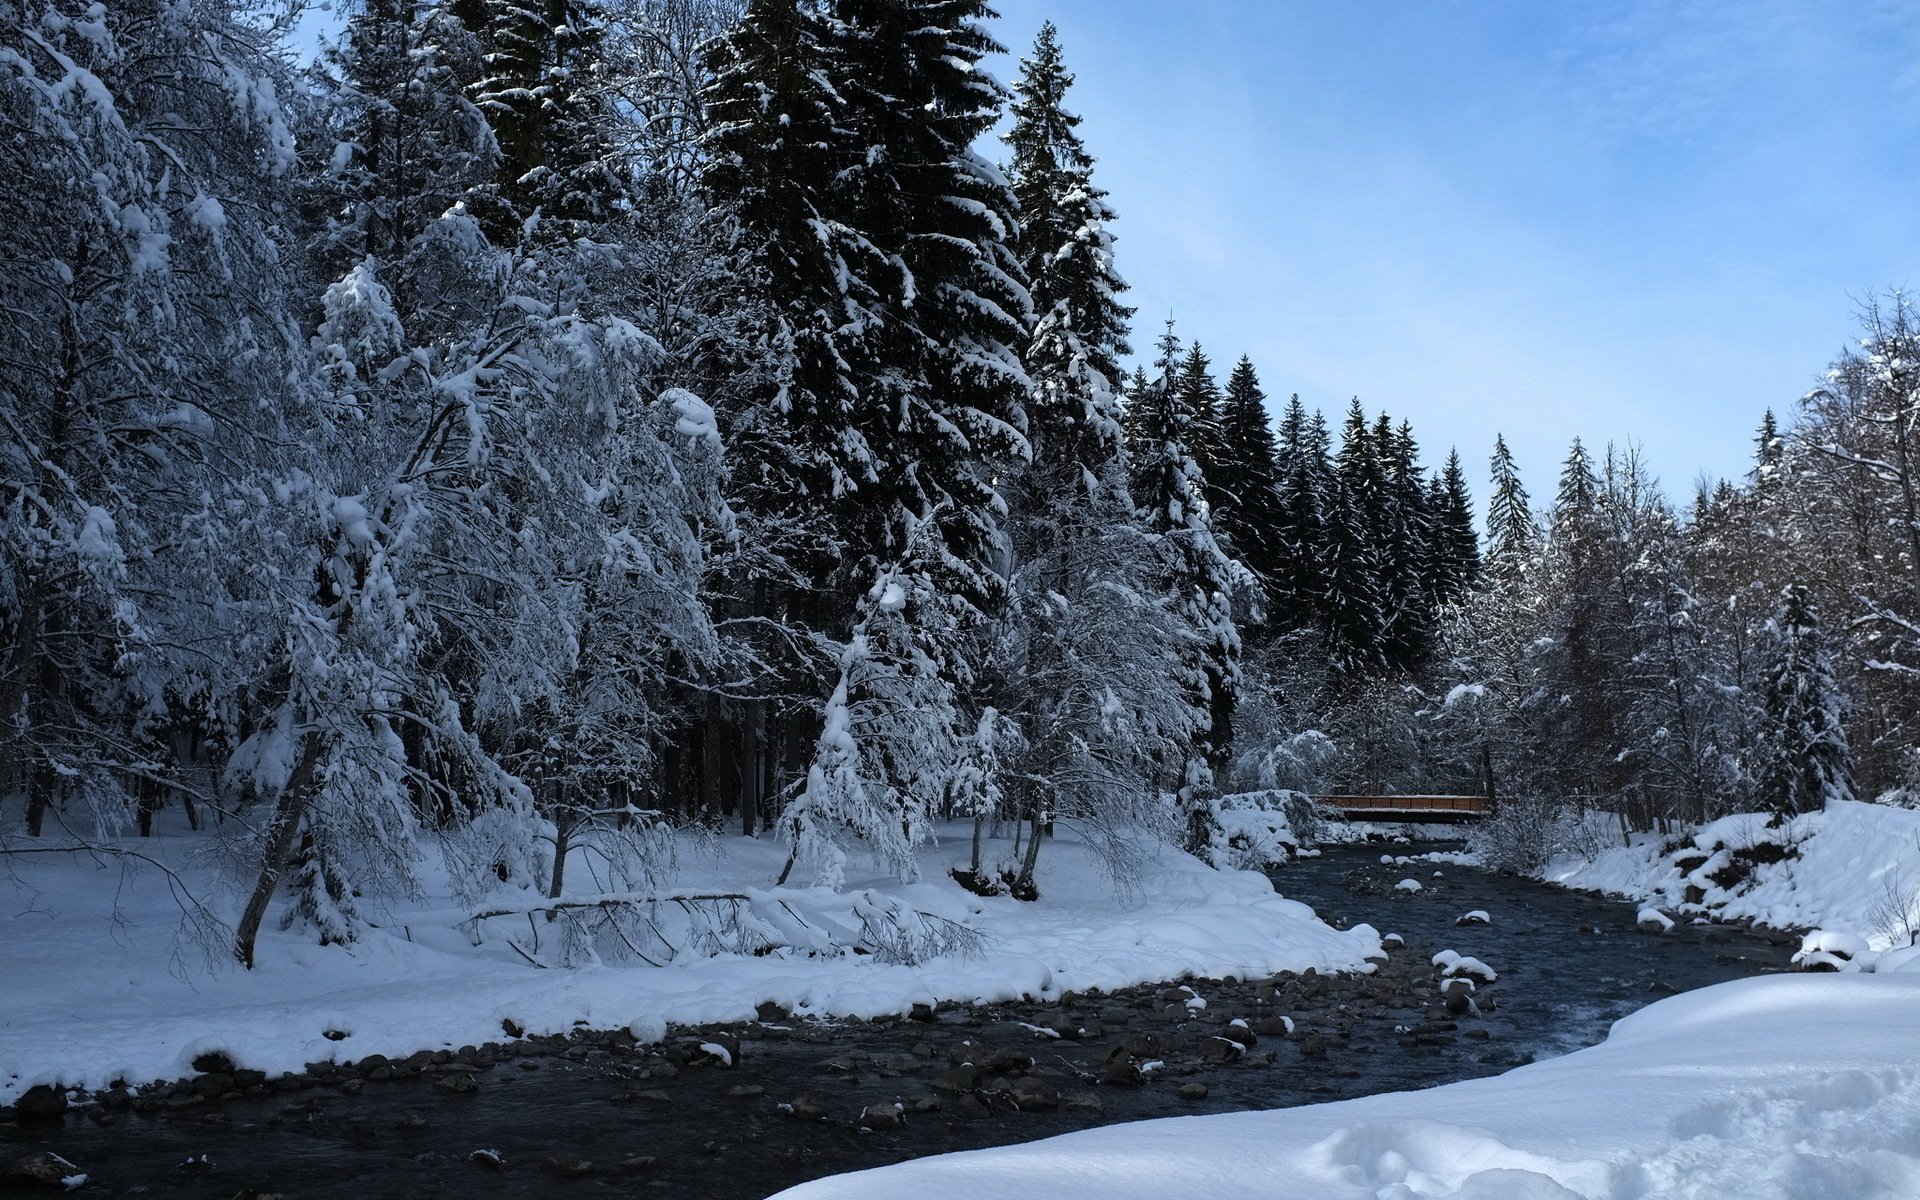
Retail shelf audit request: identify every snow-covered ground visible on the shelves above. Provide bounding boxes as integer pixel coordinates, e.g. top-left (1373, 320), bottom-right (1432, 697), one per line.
top-left (0, 822), bottom-right (1379, 1106)
top-left (774, 968), bottom-right (1920, 1199)
top-left (1543, 800), bottom-right (1920, 968)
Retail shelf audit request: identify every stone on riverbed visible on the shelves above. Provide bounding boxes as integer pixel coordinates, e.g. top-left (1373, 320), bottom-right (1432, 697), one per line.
top-left (786, 1093), bottom-right (832, 1120)
top-left (7, 1151), bottom-right (86, 1189)
top-left (859, 1102), bottom-right (906, 1131)
top-left (1010, 1077), bottom-right (1059, 1111)
top-left (13, 1085), bottom-right (67, 1121)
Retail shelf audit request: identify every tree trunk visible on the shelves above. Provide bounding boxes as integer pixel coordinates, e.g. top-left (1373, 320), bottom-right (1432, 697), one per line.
top-left (1015, 812), bottom-right (1044, 892)
top-left (23, 604), bottom-right (61, 837)
top-left (547, 798), bottom-right (571, 922)
top-left (234, 739), bottom-right (322, 969)
top-left (740, 698), bottom-right (761, 837)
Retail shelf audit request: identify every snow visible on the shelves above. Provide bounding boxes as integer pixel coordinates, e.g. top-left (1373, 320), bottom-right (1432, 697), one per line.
top-left (774, 971), bottom-right (1920, 1200)
top-left (1544, 800), bottom-right (1920, 959)
top-left (0, 821), bottom-right (1378, 1104)
top-left (1394, 877), bottom-right (1422, 892)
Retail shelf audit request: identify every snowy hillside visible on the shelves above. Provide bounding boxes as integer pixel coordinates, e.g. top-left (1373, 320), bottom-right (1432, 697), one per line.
top-left (1543, 800), bottom-right (1920, 965)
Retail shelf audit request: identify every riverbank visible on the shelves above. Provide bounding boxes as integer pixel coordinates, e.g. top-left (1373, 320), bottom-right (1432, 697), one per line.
top-left (1539, 799), bottom-right (1920, 971)
top-left (775, 967), bottom-right (1920, 1200)
top-left (0, 821), bottom-right (1377, 1111)
top-left (2, 843), bottom-right (1799, 1198)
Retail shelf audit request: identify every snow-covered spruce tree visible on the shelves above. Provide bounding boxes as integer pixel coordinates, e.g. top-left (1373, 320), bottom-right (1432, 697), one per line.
top-left (771, 0), bottom-right (1034, 884)
top-left (1526, 437), bottom-right (1628, 806)
top-left (1266, 396), bottom-right (1330, 634)
top-left (1754, 585), bottom-right (1856, 818)
top-left (1211, 356), bottom-right (1287, 597)
top-left (1321, 400), bottom-right (1386, 678)
top-left (1432, 448), bottom-right (1481, 603)
top-left (461, 0), bottom-right (630, 239)
top-left (980, 21), bottom-right (1195, 892)
top-left (1793, 294), bottom-right (1920, 794)
top-left (698, 0), bottom-right (901, 832)
top-left (1175, 342), bottom-right (1227, 506)
top-left (1128, 322), bottom-right (1245, 856)
top-left (1377, 417), bottom-right (1435, 670)
top-left (0, 0), bottom-right (301, 839)
top-left (1485, 433), bottom-right (1537, 581)
top-left (777, 532), bottom-right (967, 888)
top-left (303, 0), bottom-right (496, 273)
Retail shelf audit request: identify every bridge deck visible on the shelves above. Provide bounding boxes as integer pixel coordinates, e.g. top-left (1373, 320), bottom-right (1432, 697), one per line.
top-left (1319, 795), bottom-right (1491, 823)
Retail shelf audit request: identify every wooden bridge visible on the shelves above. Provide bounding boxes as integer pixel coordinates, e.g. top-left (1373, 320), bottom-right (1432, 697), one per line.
top-left (1318, 794), bottom-right (1492, 824)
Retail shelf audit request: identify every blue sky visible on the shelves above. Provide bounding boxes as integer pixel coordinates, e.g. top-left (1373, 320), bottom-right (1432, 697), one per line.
top-left (985, 0), bottom-right (1920, 504)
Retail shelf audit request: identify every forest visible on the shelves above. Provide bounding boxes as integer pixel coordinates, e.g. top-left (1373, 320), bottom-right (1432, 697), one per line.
top-left (3, 0), bottom-right (1916, 970)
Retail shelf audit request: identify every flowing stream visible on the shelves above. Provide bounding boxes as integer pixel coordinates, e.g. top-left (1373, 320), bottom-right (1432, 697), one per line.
top-left (2, 842), bottom-right (1797, 1198)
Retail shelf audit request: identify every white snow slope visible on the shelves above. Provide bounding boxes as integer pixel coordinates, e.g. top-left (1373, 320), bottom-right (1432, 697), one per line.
top-left (0, 822), bottom-right (1378, 1105)
top-left (776, 970), bottom-right (1920, 1200)
top-left (1544, 800), bottom-right (1920, 960)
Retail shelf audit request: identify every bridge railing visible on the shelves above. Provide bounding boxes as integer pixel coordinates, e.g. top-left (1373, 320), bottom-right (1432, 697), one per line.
top-left (1317, 794), bottom-right (1491, 815)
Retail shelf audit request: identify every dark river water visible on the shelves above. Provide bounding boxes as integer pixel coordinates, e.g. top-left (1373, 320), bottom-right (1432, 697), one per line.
top-left (1, 842), bottom-right (1798, 1198)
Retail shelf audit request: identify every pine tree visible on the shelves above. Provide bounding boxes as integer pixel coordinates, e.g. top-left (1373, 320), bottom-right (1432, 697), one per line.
top-left (307, 0), bottom-right (496, 270)
top-left (1754, 585), bottom-right (1856, 818)
top-left (1008, 19), bottom-right (1132, 428)
top-left (991, 21), bottom-right (1183, 890)
top-left (772, 0), bottom-right (1036, 883)
top-left (1129, 322), bottom-right (1242, 854)
top-left (459, 0), bottom-right (629, 236)
top-left (1175, 342), bottom-right (1226, 494)
top-left (1486, 433), bottom-right (1537, 578)
top-left (1211, 356), bottom-right (1286, 588)
top-left (1322, 399), bottom-right (1386, 675)
top-left (1434, 449), bottom-right (1481, 601)
top-left (1266, 394), bottom-right (1327, 632)
top-left (1377, 418), bottom-right (1434, 669)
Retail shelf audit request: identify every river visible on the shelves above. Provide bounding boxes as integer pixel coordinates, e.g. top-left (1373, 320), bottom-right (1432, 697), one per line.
top-left (1, 842), bottom-right (1798, 1197)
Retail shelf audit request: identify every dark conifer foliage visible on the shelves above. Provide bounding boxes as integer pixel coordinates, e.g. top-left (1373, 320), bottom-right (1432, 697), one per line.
top-left (1126, 321), bottom-right (1242, 850)
top-left (1211, 357), bottom-right (1286, 586)
top-left (1755, 586), bottom-right (1856, 817)
top-left (1266, 395), bottom-right (1329, 632)
top-left (1486, 432), bottom-right (1537, 577)
top-left (1433, 449), bottom-right (1482, 600)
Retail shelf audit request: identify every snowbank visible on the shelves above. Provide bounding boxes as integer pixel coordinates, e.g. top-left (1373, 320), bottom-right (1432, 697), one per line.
top-left (1544, 800), bottom-right (1920, 961)
top-left (0, 822), bottom-right (1379, 1105)
top-left (774, 970), bottom-right (1920, 1199)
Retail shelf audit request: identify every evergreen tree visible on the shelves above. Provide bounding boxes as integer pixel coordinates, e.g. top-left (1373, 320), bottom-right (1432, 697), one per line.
top-left (1486, 433), bottom-right (1537, 578)
top-left (1008, 20), bottom-right (1132, 418)
top-left (309, 0), bottom-right (496, 268)
top-left (1434, 449), bottom-right (1482, 601)
top-left (1754, 585), bottom-right (1856, 817)
top-left (1266, 394), bottom-right (1327, 631)
top-left (1175, 342), bottom-right (1226, 493)
top-left (774, 0), bottom-right (1036, 883)
top-left (1322, 399), bottom-right (1386, 674)
top-left (1377, 418), bottom-right (1434, 669)
top-left (991, 21), bottom-right (1185, 890)
top-left (459, 0), bottom-right (629, 236)
top-left (1129, 323), bottom-right (1242, 854)
top-left (1211, 356), bottom-right (1286, 588)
